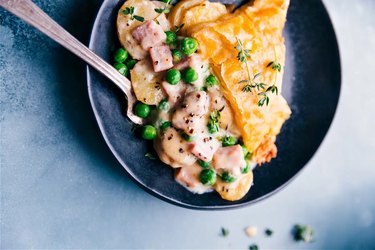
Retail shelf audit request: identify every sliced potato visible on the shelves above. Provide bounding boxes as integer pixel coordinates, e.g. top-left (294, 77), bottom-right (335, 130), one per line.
top-left (117, 0), bottom-right (168, 60)
top-left (130, 60), bottom-right (166, 105)
top-left (168, 0), bottom-right (206, 28)
top-left (214, 171), bottom-right (253, 201)
top-left (154, 128), bottom-right (197, 168)
top-left (180, 2), bottom-right (228, 33)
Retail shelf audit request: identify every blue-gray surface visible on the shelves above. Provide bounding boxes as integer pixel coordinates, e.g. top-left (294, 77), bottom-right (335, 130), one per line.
top-left (1, 0), bottom-right (375, 249)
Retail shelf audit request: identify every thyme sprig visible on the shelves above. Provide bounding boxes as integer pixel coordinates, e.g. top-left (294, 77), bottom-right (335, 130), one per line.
top-left (235, 38), bottom-right (281, 107)
top-left (207, 107), bottom-right (224, 134)
top-left (257, 48), bottom-right (281, 107)
top-left (121, 7), bottom-right (145, 22)
top-left (235, 38), bottom-right (253, 88)
top-left (235, 39), bottom-right (266, 93)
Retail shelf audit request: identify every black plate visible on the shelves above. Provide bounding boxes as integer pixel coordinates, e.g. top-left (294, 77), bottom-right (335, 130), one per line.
top-left (86, 0), bottom-right (341, 209)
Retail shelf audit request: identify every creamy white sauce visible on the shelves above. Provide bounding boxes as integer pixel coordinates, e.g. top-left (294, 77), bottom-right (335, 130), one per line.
top-left (154, 56), bottom-right (253, 194)
top-left (127, 16), bottom-right (253, 195)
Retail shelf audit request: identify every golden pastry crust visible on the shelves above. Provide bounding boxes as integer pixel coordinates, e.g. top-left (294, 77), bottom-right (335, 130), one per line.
top-left (188, 0), bottom-right (291, 164)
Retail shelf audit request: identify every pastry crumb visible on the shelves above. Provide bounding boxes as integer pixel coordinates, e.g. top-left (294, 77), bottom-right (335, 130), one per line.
top-left (244, 226), bottom-right (258, 237)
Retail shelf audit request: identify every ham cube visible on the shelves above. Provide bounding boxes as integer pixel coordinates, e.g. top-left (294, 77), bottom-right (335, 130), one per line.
top-left (172, 91), bottom-right (209, 135)
top-left (213, 145), bottom-right (246, 176)
top-left (189, 138), bottom-right (220, 162)
top-left (161, 81), bottom-right (187, 105)
top-left (132, 20), bottom-right (166, 50)
top-left (149, 45), bottom-right (173, 72)
top-left (174, 57), bottom-right (190, 71)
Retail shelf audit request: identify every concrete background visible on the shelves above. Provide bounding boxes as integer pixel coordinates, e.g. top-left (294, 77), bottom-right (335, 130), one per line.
top-left (1, 0), bottom-right (375, 249)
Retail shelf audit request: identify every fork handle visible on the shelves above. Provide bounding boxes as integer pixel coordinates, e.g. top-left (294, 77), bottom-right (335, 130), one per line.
top-left (1, 0), bottom-right (133, 100)
top-left (0, 0), bottom-right (143, 124)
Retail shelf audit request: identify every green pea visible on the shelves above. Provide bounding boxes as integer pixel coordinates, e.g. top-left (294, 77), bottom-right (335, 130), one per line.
top-left (181, 132), bottom-right (194, 142)
top-left (158, 99), bottom-right (170, 111)
top-left (134, 102), bottom-right (151, 118)
top-left (241, 144), bottom-right (249, 157)
top-left (172, 49), bottom-right (182, 63)
top-left (160, 121), bottom-right (172, 130)
top-left (114, 48), bottom-right (128, 63)
top-left (182, 67), bottom-right (198, 83)
top-left (166, 68), bottom-right (181, 85)
top-left (221, 172), bottom-right (236, 183)
top-left (141, 125), bottom-right (157, 140)
top-left (125, 59), bottom-right (137, 69)
top-left (200, 169), bottom-right (217, 186)
top-left (198, 159), bottom-right (211, 168)
top-left (205, 74), bottom-right (219, 87)
top-left (114, 62), bottom-right (129, 76)
top-left (165, 31), bottom-right (177, 45)
top-left (181, 37), bottom-right (198, 55)
top-left (222, 136), bottom-right (237, 147)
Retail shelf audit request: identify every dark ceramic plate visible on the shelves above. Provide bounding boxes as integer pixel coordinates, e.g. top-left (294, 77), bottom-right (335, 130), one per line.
top-left (87, 0), bottom-right (341, 209)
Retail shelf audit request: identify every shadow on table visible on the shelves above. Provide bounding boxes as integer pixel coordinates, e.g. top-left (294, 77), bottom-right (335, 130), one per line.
top-left (50, 0), bottom-right (138, 188)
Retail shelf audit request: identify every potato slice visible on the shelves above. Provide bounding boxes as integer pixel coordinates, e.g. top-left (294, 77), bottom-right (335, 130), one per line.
top-left (180, 2), bottom-right (228, 33)
top-left (130, 60), bottom-right (166, 105)
top-left (168, 0), bottom-right (206, 28)
top-left (214, 171), bottom-right (253, 201)
top-left (117, 0), bottom-right (169, 60)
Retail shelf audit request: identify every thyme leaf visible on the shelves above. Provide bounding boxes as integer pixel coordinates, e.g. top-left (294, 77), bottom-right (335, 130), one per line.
top-left (175, 23), bottom-right (185, 32)
top-left (221, 227), bottom-right (229, 237)
top-left (121, 7), bottom-right (145, 22)
top-left (249, 244), bottom-right (259, 250)
top-left (207, 107), bottom-right (224, 134)
top-left (144, 152), bottom-right (156, 160)
top-left (293, 224), bottom-right (314, 243)
top-left (267, 61), bottom-right (282, 72)
top-left (154, 8), bottom-right (170, 14)
top-left (154, 0), bottom-right (171, 17)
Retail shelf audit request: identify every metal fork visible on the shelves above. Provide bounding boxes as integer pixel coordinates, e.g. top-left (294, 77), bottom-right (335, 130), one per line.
top-left (0, 0), bottom-right (143, 124)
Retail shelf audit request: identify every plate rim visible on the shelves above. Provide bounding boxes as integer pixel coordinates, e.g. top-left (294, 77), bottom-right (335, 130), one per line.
top-left (86, 0), bottom-right (341, 210)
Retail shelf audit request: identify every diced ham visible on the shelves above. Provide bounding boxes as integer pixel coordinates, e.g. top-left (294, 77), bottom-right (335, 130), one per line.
top-left (172, 91), bottom-right (209, 135)
top-left (174, 57), bottom-right (190, 71)
top-left (213, 145), bottom-right (246, 176)
top-left (189, 136), bottom-right (220, 162)
top-left (161, 81), bottom-right (187, 105)
top-left (175, 167), bottom-right (199, 189)
top-left (132, 20), bottom-right (166, 50)
top-left (149, 45), bottom-right (173, 72)
top-left (151, 1), bottom-right (171, 31)
top-left (174, 54), bottom-right (209, 87)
